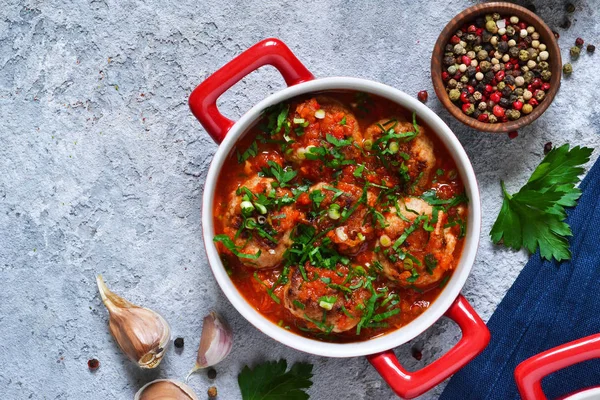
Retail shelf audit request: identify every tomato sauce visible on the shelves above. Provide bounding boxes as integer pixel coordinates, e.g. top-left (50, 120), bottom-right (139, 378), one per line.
top-left (212, 91), bottom-right (467, 342)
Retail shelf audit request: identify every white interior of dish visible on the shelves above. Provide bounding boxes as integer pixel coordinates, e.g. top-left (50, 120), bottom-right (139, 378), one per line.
top-left (201, 77), bottom-right (481, 358)
top-left (563, 387), bottom-right (600, 400)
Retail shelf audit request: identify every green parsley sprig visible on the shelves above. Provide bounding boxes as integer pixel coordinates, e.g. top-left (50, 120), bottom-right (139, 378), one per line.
top-left (490, 144), bottom-right (593, 261)
top-left (238, 359), bottom-right (313, 400)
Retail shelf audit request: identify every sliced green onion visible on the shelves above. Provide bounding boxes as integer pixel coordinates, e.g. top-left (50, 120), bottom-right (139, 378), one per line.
top-left (357, 232), bottom-right (365, 241)
top-left (240, 200), bottom-right (255, 215)
top-left (388, 141), bottom-right (399, 154)
top-left (403, 258), bottom-right (414, 270)
top-left (293, 117), bottom-right (305, 124)
top-left (315, 109), bottom-right (326, 119)
top-left (328, 204), bottom-right (341, 220)
top-left (254, 202), bottom-right (267, 215)
top-left (318, 295), bottom-right (337, 310)
top-left (363, 139), bottom-right (373, 150)
top-left (244, 218), bottom-right (257, 230)
top-left (354, 265), bottom-right (366, 275)
top-left (379, 234), bottom-right (392, 247)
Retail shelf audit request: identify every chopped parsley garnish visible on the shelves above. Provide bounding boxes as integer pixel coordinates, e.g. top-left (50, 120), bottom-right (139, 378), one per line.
top-left (237, 140), bottom-right (259, 163)
top-left (214, 234), bottom-right (260, 260)
top-left (261, 160), bottom-right (297, 187)
top-left (424, 254), bottom-right (437, 275)
top-left (253, 272), bottom-right (281, 304)
top-left (309, 190), bottom-right (326, 209)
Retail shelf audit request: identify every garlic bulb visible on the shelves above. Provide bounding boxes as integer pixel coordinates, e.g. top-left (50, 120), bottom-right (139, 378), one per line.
top-left (96, 275), bottom-right (170, 368)
top-left (134, 379), bottom-right (198, 400)
top-left (186, 311), bottom-right (233, 381)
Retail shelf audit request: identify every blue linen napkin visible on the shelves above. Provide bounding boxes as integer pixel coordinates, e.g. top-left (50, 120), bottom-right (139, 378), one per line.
top-left (440, 156), bottom-right (600, 400)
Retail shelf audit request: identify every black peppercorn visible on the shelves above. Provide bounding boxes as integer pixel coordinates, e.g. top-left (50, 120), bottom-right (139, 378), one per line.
top-left (544, 142), bottom-right (553, 154)
top-left (208, 368), bottom-right (217, 379)
top-left (445, 44), bottom-right (454, 52)
top-left (444, 56), bottom-right (455, 66)
top-left (466, 66), bottom-right (477, 77)
top-left (504, 75), bottom-right (515, 86)
top-left (498, 41), bottom-right (509, 53)
top-left (501, 87), bottom-right (512, 98)
top-left (473, 109), bottom-right (482, 119)
top-left (412, 347), bottom-right (423, 361)
top-left (484, 71), bottom-right (495, 82)
top-left (587, 44), bottom-right (596, 53)
top-left (560, 18), bottom-right (572, 29)
top-left (174, 337), bottom-right (184, 348)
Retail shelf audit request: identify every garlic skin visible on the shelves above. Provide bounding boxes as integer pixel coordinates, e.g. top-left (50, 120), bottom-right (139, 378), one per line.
top-left (134, 379), bottom-right (198, 400)
top-left (186, 311), bottom-right (233, 380)
top-left (96, 275), bottom-right (170, 368)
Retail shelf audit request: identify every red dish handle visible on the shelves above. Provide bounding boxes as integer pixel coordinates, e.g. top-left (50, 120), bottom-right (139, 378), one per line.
top-left (367, 295), bottom-right (491, 399)
top-left (515, 333), bottom-right (600, 400)
top-left (188, 38), bottom-right (314, 144)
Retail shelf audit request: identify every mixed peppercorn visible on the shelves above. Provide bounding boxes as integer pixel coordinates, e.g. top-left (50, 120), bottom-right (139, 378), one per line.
top-left (442, 13), bottom-right (552, 124)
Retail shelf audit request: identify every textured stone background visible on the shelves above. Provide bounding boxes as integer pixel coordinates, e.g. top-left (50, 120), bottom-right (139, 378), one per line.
top-left (1, 0), bottom-right (599, 398)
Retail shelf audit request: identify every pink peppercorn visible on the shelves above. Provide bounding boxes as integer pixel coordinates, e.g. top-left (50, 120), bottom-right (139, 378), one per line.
top-left (462, 55), bottom-right (472, 65)
top-left (542, 82), bottom-right (551, 91)
top-left (529, 98), bottom-right (539, 106)
top-left (575, 37), bottom-right (584, 46)
top-left (467, 85), bottom-right (475, 94)
top-left (477, 114), bottom-right (489, 122)
top-left (451, 35), bottom-right (461, 44)
top-left (485, 84), bottom-right (494, 93)
top-left (531, 78), bottom-right (542, 89)
top-left (460, 91), bottom-right (470, 103)
top-left (417, 90), bottom-right (428, 102)
top-left (513, 101), bottom-right (523, 111)
top-left (490, 92), bottom-right (502, 103)
top-left (495, 71), bottom-right (505, 81)
top-left (468, 24), bottom-right (477, 33)
top-left (442, 71), bottom-right (450, 81)
top-left (508, 131), bottom-right (519, 139)
top-left (462, 103), bottom-right (473, 113)
top-left (493, 105), bottom-right (506, 117)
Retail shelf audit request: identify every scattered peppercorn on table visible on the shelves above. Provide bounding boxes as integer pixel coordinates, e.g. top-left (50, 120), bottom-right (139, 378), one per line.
top-left (1, 0), bottom-right (599, 399)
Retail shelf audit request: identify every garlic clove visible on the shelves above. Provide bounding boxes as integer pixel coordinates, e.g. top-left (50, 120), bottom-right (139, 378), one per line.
top-left (134, 379), bottom-right (199, 400)
top-left (186, 311), bottom-right (233, 381)
top-left (96, 275), bottom-right (171, 369)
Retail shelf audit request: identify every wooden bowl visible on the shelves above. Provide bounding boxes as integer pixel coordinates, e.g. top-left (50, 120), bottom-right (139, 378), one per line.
top-left (431, 2), bottom-right (562, 133)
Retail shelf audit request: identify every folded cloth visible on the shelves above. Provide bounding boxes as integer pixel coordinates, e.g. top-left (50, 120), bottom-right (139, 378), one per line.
top-left (440, 156), bottom-right (600, 400)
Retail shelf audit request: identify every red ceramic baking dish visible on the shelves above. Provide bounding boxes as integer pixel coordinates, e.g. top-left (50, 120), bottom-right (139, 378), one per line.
top-left (189, 38), bottom-right (490, 398)
top-left (515, 333), bottom-right (600, 400)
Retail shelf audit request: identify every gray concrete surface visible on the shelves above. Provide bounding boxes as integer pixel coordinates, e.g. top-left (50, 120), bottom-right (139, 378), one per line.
top-left (1, 0), bottom-right (599, 398)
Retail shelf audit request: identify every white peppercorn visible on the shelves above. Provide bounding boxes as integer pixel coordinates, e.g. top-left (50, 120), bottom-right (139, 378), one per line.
top-left (539, 51), bottom-right (549, 61)
top-left (475, 72), bottom-right (484, 81)
top-left (515, 76), bottom-right (525, 86)
top-left (523, 90), bottom-right (533, 100)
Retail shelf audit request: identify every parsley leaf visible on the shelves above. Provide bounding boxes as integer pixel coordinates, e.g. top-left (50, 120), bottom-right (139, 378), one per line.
top-left (490, 144), bottom-right (593, 261)
top-left (213, 234), bottom-right (261, 260)
top-left (326, 134), bottom-right (352, 147)
top-left (238, 359), bottom-right (313, 400)
top-left (262, 161), bottom-right (297, 187)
